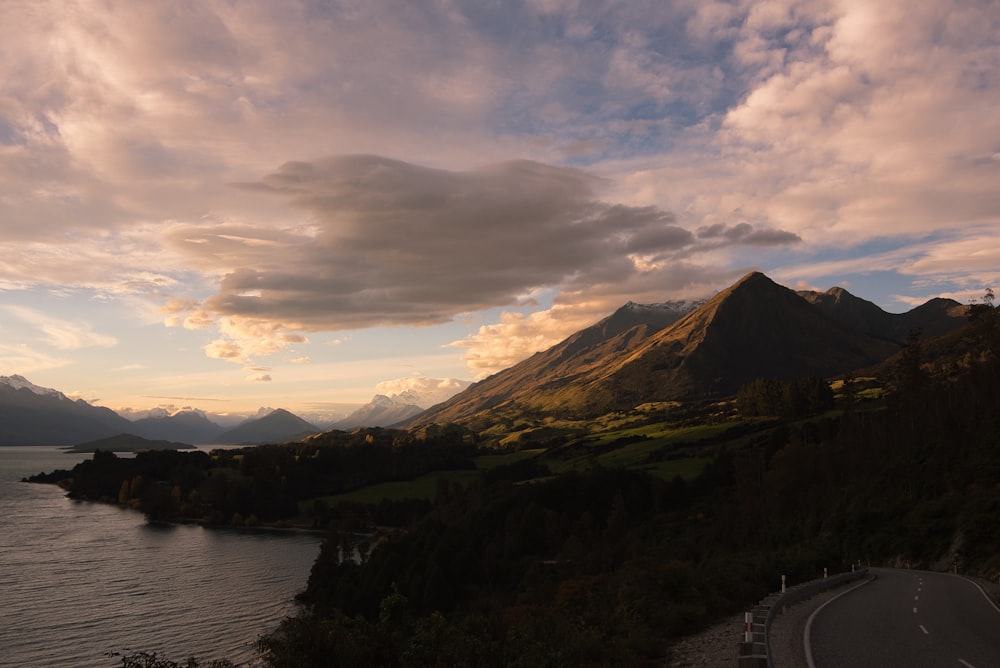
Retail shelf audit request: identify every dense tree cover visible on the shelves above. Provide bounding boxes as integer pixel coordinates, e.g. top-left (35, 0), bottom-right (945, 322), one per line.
top-left (263, 467), bottom-right (790, 667)
top-left (735, 376), bottom-right (834, 418)
top-left (25, 427), bottom-right (477, 525)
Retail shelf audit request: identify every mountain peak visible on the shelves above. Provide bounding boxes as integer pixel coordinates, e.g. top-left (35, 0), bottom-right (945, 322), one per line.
top-left (729, 271), bottom-right (780, 292)
top-left (214, 408), bottom-right (318, 445)
top-left (0, 374), bottom-right (68, 400)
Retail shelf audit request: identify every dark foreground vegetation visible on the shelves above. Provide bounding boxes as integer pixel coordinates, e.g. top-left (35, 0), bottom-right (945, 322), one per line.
top-left (38, 295), bottom-right (1000, 667)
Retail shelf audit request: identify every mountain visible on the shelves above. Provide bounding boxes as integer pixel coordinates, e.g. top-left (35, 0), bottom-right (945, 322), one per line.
top-left (0, 375), bottom-right (133, 445)
top-left (409, 272), bottom-right (969, 427)
top-left (128, 410), bottom-right (224, 444)
top-left (405, 298), bottom-right (703, 427)
top-left (798, 287), bottom-right (966, 342)
top-left (330, 393), bottom-right (426, 430)
top-left (213, 408), bottom-right (319, 445)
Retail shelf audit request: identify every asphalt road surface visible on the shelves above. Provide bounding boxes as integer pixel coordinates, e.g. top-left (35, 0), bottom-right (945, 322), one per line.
top-left (805, 568), bottom-right (1000, 668)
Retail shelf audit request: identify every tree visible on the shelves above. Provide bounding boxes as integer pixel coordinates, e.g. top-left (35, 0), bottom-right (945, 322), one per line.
top-left (895, 328), bottom-right (926, 393)
top-left (967, 288), bottom-right (999, 364)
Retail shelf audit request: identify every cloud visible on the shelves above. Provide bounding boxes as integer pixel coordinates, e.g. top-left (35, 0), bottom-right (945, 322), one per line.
top-left (202, 317), bottom-right (308, 365)
top-left (2, 306), bottom-right (118, 350)
top-left (696, 222), bottom-right (801, 246)
top-left (719, 1), bottom-right (999, 241)
top-left (0, 342), bottom-right (70, 373)
top-left (775, 225), bottom-right (1000, 297)
top-left (164, 156), bottom-right (795, 340)
top-left (446, 305), bottom-right (603, 378)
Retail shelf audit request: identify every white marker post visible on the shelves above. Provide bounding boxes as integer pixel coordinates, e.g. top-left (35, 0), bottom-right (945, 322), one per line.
top-left (744, 611), bottom-right (752, 643)
top-left (781, 574), bottom-right (786, 593)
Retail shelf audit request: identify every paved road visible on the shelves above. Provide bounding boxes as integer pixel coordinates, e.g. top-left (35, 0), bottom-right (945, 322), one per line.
top-left (805, 568), bottom-right (1000, 668)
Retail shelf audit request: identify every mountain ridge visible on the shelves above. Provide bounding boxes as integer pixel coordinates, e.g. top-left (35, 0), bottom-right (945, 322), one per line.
top-left (0, 376), bottom-right (134, 445)
top-left (409, 272), bottom-right (968, 427)
top-left (213, 408), bottom-right (319, 445)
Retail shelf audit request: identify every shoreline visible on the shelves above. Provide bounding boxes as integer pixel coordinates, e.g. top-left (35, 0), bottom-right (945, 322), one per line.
top-left (25, 477), bottom-right (333, 536)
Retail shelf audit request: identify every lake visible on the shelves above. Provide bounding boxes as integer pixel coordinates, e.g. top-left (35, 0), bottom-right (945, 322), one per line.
top-left (0, 446), bottom-right (323, 668)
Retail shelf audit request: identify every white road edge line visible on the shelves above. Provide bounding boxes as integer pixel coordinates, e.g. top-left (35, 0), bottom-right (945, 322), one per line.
top-left (958, 574), bottom-right (1000, 615)
top-left (804, 576), bottom-right (876, 668)
top-left (958, 659), bottom-right (976, 668)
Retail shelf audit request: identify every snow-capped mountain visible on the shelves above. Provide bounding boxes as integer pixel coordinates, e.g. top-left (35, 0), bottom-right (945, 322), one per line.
top-left (0, 375), bottom-right (133, 445)
top-left (620, 299), bottom-right (707, 318)
top-left (329, 393), bottom-right (426, 430)
top-left (0, 374), bottom-right (69, 400)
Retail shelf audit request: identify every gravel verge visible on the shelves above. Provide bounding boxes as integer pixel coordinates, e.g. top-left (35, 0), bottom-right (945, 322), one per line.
top-left (663, 611), bottom-right (744, 667)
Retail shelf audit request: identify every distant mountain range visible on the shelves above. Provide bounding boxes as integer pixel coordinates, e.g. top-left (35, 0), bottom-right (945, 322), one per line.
top-left (0, 375), bottom-right (320, 446)
top-left (127, 410), bottom-right (225, 444)
top-left (408, 272), bottom-right (968, 427)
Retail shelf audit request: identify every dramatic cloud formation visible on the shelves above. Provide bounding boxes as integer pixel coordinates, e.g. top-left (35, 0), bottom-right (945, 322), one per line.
top-left (0, 0), bottom-right (996, 410)
top-left (171, 157), bottom-right (792, 328)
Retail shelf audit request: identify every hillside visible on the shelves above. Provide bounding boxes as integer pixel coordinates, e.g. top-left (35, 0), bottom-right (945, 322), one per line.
top-left (0, 375), bottom-right (133, 445)
top-left (407, 298), bottom-right (703, 427)
top-left (213, 408), bottom-right (319, 444)
top-left (412, 272), bottom-right (967, 428)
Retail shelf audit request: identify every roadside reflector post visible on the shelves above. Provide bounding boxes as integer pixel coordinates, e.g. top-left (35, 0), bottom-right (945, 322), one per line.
top-left (781, 574), bottom-right (786, 593)
top-left (824, 567), bottom-right (828, 579)
top-left (744, 610), bottom-right (752, 643)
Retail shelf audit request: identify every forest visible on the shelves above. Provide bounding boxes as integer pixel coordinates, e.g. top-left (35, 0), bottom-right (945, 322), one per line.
top-left (36, 294), bottom-right (1000, 667)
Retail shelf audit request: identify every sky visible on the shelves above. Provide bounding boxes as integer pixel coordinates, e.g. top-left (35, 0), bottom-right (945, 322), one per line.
top-left (1, 0), bottom-right (997, 423)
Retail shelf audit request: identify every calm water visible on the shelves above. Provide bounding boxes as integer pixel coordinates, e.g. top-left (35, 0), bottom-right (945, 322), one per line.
top-left (0, 447), bottom-right (322, 668)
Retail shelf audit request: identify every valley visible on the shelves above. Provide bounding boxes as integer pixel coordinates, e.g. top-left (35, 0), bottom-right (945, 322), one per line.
top-left (15, 273), bottom-right (1000, 666)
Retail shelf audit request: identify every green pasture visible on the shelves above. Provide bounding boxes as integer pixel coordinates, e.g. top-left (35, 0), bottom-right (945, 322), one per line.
top-left (473, 448), bottom-right (546, 470)
top-left (310, 469), bottom-right (482, 508)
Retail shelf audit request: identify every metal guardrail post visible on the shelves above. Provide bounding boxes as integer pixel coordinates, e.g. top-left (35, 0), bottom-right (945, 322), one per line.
top-left (736, 569), bottom-right (869, 667)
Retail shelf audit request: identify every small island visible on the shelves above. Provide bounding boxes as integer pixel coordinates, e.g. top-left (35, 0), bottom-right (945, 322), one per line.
top-left (64, 433), bottom-right (196, 453)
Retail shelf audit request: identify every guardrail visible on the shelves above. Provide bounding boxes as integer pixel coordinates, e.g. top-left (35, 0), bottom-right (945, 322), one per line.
top-left (737, 568), bottom-right (869, 667)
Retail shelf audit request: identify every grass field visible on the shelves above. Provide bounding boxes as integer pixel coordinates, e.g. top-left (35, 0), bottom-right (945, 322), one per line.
top-left (304, 421), bottom-right (738, 509)
top-left (309, 469), bottom-right (482, 508)
top-left (473, 448), bottom-right (546, 470)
